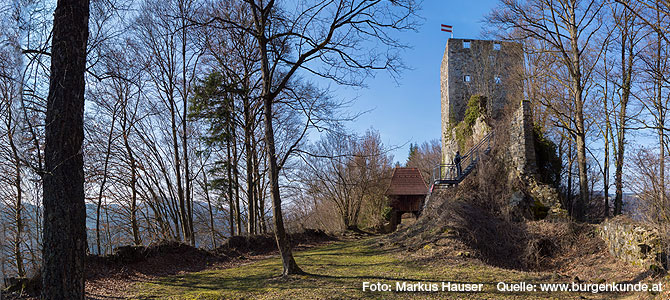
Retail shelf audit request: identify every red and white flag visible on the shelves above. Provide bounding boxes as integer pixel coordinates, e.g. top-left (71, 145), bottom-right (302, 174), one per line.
top-left (441, 24), bottom-right (452, 33)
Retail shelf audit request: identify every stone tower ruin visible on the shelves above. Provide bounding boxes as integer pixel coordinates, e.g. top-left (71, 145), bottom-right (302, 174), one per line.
top-left (440, 38), bottom-right (536, 175)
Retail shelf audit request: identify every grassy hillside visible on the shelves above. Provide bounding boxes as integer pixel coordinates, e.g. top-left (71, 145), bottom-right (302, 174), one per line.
top-left (132, 237), bottom-right (655, 300)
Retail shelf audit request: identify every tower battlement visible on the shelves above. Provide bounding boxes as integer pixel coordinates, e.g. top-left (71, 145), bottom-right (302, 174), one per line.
top-left (440, 38), bottom-right (524, 125)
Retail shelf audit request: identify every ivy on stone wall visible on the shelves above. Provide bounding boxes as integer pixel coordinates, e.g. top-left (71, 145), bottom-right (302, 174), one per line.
top-left (464, 95), bottom-right (483, 126)
top-left (453, 95), bottom-right (485, 151)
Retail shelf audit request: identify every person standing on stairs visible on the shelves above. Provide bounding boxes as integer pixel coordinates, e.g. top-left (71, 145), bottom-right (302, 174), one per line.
top-left (454, 151), bottom-right (462, 178)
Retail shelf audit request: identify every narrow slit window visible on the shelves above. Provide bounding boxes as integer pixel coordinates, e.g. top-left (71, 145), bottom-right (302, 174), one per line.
top-left (495, 76), bottom-right (502, 84)
top-left (493, 43), bottom-right (501, 51)
top-left (463, 40), bottom-right (471, 49)
top-left (464, 75), bottom-right (471, 82)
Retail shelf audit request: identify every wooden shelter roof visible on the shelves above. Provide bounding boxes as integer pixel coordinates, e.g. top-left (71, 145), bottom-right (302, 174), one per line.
top-left (385, 167), bottom-right (428, 196)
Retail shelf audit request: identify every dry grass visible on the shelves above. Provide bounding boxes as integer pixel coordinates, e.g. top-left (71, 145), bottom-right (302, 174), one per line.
top-left (132, 238), bottom-right (644, 300)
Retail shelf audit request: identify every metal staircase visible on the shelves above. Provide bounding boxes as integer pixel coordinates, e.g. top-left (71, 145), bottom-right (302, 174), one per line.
top-left (431, 132), bottom-right (493, 188)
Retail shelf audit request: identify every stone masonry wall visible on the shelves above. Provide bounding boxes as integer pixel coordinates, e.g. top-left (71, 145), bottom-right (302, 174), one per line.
top-left (442, 115), bottom-right (490, 165)
top-left (440, 38), bottom-right (526, 166)
top-left (509, 99), bottom-right (537, 175)
top-left (440, 39), bottom-right (524, 127)
top-left (600, 216), bottom-right (667, 269)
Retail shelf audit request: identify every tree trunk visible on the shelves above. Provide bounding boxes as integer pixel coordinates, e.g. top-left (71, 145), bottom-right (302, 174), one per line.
top-left (173, 115), bottom-right (188, 243)
top-left (180, 1), bottom-right (194, 246)
top-left (226, 121), bottom-right (235, 237)
top-left (655, 10), bottom-right (665, 221)
top-left (42, 0), bottom-right (90, 298)
top-left (614, 125), bottom-right (625, 215)
top-left (10, 134), bottom-right (24, 277)
top-left (558, 3), bottom-right (590, 222)
top-left (571, 18), bottom-right (588, 220)
top-left (263, 95), bottom-right (303, 275)
top-left (233, 133), bottom-right (241, 236)
top-left (13, 157), bottom-right (24, 277)
top-left (604, 135), bottom-right (610, 218)
top-left (7, 99), bottom-right (24, 276)
top-left (203, 169), bottom-right (217, 248)
top-left (249, 0), bottom-right (304, 276)
top-left (614, 12), bottom-right (634, 216)
top-left (170, 86), bottom-right (188, 242)
top-left (123, 116), bottom-right (141, 246)
top-left (659, 124), bottom-right (665, 218)
top-left (96, 108), bottom-right (116, 254)
top-left (244, 96), bottom-right (255, 235)
top-left (253, 146), bottom-right (266, 234)
top-left (575, 129), bottom-right (589, 221)
top-left (567, 141), bottom-right (574, 215)
top-left (104, 196), bottom-right (112, 254)
top-left (252, 137), bottom-right (260, 234)
top-left (256, 21), bottom-right (303, 272)
top-left (603, 49), bottom-right (611, 219)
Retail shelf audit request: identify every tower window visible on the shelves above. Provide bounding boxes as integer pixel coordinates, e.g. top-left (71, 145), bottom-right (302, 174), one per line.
top-left (493, 43), bottom-right (501, 51)
top-left (464, 75), bottom-right (471, 82)
top-left (463, 40), bottom-right (471, 49)
top-left (495, 76), bottom-right (502, 84)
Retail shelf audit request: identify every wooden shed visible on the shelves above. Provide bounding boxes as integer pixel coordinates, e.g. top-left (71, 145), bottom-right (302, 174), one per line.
top-left (384, 168), bottom-right (428, 229)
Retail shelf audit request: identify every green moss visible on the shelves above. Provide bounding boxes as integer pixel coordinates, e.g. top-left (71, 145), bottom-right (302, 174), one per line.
top-left (530, 199), bottom-right (550, 220)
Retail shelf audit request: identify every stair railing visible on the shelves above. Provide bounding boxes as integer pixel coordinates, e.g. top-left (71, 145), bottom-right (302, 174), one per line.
top-left (431, 132), bottom-right (493, 185)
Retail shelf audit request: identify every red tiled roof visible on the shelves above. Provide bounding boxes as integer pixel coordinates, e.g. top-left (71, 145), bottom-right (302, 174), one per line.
top-left (385, 167), bottom-right (428, 196)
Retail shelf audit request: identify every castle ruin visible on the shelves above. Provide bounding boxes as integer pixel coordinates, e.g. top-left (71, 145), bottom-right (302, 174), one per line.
top-left (440, 38), bottom-right (536, 175)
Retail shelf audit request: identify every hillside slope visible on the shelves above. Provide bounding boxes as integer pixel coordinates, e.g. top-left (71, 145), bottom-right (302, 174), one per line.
top-left (133, 237), bottom-right (662, 299)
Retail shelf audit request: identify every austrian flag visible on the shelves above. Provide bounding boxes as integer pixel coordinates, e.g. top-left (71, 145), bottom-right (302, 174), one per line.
top-left (441, 24), bottom-right (452, 33)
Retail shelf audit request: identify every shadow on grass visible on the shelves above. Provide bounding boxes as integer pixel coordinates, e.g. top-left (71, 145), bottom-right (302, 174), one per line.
top-left (138, 239), bottom-right (622, 300)
top-left (145, 268), bottom-right (603, 300)
top-left (140, 240), bottom-right (412, 294)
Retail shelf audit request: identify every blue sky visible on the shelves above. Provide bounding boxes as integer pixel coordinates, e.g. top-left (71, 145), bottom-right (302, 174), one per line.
top-left (338, 0), bottom-right (500, 163)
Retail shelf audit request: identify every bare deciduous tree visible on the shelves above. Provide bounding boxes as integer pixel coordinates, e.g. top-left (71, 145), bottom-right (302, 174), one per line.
top-left (207, 0), bottom-right (419, 275)
top-left (299, 130), bottom-right (393, 231)
top-left (488, 0), bottom-right (605, 220)
top-left (406, 139), bottom-right (441, 186)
